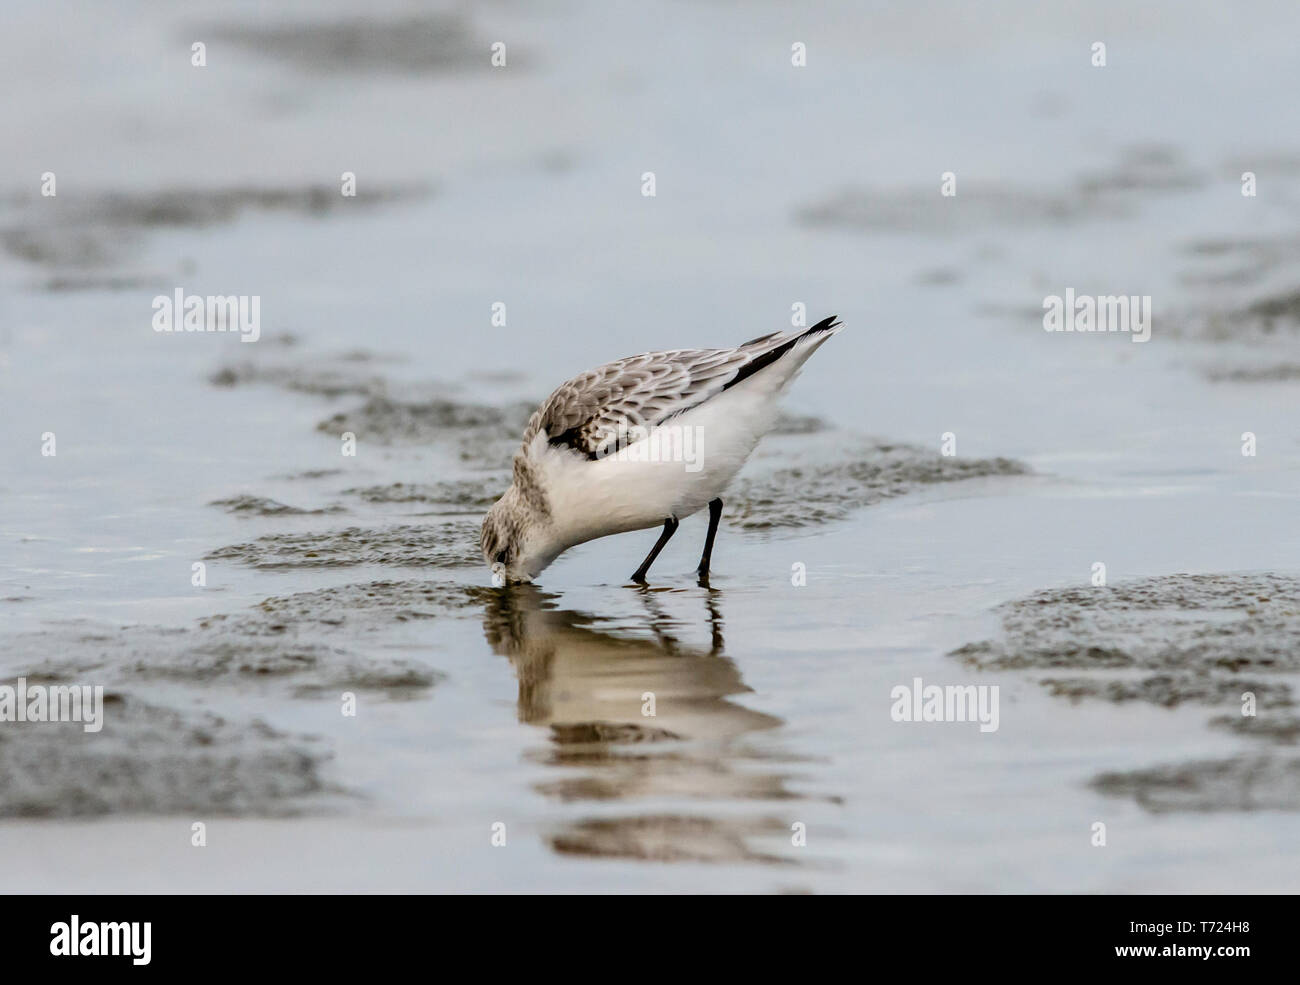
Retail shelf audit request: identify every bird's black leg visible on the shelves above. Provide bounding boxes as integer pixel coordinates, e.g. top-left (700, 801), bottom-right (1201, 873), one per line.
top-left (630, 517), bottom-right (679, 583)
top-left (696, 498), bottom-right (723, 582)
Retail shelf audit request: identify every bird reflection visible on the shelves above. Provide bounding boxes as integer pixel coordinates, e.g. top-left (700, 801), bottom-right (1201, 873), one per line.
top-left (481, 584), bottom-right (802, 864)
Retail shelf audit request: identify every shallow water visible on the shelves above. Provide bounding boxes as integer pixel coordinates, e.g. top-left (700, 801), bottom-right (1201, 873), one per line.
top-left (3, 0), bottom-right (1300, 891)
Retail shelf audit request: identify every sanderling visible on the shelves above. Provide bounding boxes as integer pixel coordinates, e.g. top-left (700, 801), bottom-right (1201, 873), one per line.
top-left (481, 315), bottom-right (843, 585)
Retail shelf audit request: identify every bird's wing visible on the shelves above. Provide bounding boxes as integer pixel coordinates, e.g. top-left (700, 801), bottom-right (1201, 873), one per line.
top-left (520, 317), bottom-right (840, 459)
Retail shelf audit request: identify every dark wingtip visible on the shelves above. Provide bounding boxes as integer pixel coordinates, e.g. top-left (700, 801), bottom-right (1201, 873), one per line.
top-left (807, 315), bottom-right (841, 334)
top-left (723, 316), bottom-right (841, 392)
top-left (742, 316), bottom-right (840, 348)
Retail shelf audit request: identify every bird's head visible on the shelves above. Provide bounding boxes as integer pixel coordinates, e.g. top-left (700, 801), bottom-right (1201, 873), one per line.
top-left (481, 486), bottom-right (556, 585)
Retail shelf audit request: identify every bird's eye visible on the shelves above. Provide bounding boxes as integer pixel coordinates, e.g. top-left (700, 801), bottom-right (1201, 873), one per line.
top-left (495, 550), bottom-right (507, 564)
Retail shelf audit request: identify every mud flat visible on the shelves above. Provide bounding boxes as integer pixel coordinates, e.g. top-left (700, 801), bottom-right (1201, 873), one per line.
top-left (953, 573), bottom-right (1300, 811)
top-left (0, 578), bottom-right (489, 818)
top-left (343, 479), bottom-right (502, 512)
top-left (205, 520), bottom-right (480, 570)
top-left (6, 580), bottom-right (478, 698)
top-left (1, 185), bottom-right (427, 293)
top-left (204, 14), bottom-right (506, 76)
top-left (731, 438), bottom-right (1028, 530)
top-left (797, 145), bottom-right (1204, 235)
top-left (0, 695), bottom-right (327, 819)
top-left (1092, 756), bottom-right (1300, 813)
top-left (210, 495), bottom-right (347, 517)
